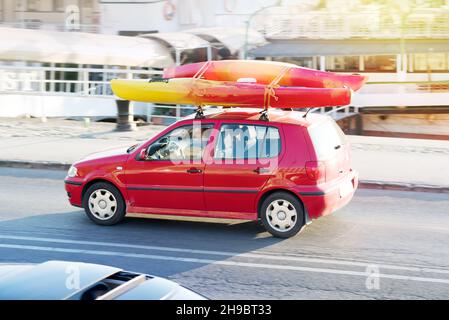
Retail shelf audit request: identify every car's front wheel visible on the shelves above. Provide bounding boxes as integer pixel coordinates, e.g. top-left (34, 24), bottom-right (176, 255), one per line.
top-left (259, 191), bottom-right (305, 238)
top-left (83, 182), bottom-right (126, 226)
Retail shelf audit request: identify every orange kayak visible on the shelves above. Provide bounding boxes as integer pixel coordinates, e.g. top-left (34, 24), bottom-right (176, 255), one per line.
top-left (164, 60), bottom-right (367, 91)
top-left (111, 78), bottom-right (352, 108)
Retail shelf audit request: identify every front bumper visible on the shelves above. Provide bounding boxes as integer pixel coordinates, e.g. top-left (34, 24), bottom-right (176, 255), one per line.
top-left (64, 178), bottom-right (84, 207)
top-left (295, 170), bottom-right (359, 220)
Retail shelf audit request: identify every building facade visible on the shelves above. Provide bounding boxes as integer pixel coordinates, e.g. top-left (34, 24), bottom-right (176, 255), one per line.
top-left (0, 0), bottom-right (100, 32)
top-left (1, 0), bottom-right (449, 138)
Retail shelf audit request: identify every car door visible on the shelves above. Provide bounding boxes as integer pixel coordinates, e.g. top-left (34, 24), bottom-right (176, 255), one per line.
top-left (125, 122), bottom-right (214, 213)
top-left (203, 122), bottom-right (283, 217)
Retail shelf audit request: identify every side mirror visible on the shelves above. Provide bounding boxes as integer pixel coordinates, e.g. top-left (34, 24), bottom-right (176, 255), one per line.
top-left (139, 148), bottom-right (148, 160)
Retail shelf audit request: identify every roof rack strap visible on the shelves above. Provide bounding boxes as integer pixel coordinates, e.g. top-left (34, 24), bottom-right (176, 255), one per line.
top-left (263, 66), bottom-right (291, 111)
top-left (193, 61), bottom-right (213, 79)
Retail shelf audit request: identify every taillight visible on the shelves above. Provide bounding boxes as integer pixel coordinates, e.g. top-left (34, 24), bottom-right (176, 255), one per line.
top-left (305, 161), bottom-right (326, 182)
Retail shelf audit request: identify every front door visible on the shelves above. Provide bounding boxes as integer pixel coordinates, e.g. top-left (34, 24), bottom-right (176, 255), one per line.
top-left (125, 122), bottom-right (214, 213)
top-left (204, 122), bottom-right (283, 218)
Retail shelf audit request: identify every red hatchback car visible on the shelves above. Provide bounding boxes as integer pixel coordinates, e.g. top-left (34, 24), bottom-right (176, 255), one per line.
top-left (65, 109), bottom-right (358, 238)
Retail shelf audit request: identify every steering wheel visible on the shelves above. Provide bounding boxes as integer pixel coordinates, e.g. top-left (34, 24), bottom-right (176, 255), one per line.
top-left (150, 140), bottom-right (182, 160)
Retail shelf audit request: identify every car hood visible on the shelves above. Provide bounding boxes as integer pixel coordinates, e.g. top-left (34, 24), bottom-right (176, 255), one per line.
top-left (80, 146), bottom-right (131, 162)
top-left (114, 276), bottom-right (207, 300)
top-left (0, 261), bottom-right (121, 300)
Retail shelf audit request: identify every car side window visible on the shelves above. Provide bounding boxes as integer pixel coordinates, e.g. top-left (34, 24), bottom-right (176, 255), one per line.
top-left (215, 124), bottom-right (281, 160)
top-left (147, 124), bottom-right (213, 161)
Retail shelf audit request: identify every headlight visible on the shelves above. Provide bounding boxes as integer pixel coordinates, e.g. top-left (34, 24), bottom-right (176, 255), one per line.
top-left (67, 166), bottom-right (78, 178)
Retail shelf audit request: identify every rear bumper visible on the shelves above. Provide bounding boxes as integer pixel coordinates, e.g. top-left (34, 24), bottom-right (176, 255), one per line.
top-left (295, 170), bottom-right (358, 220)
top-left (64, 179), bottom-right (84, 207)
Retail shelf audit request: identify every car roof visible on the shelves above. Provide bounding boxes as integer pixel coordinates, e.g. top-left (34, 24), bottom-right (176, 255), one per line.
top-left (184, 107), bottom-right (330, 127)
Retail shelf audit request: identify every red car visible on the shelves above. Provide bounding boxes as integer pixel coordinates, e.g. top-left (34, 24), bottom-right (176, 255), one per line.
top-left (65, 109), bottom-right (358, 238)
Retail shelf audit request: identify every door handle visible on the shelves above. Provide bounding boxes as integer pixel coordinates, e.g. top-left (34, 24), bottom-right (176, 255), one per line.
top-left (187, 168), bottom-right (202, 174)
top-left (254, 167), bottom-right (270, 174)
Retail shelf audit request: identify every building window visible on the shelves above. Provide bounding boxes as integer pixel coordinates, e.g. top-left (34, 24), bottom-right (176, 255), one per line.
top-left (364, 55), bottom-right (397, 72)
top-left (273, 57), bottom-right (316, 69)
top-left (326, 56), bottom-right (360, 72)
top-left (413, 53), bottom-right (448, 72)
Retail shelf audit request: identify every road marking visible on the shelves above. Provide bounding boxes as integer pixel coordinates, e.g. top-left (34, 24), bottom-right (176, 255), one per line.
top-left (0, 243), bottom-right (449, 285)
top-left (1, 234), bottom-right (449, 277)
top-left (0, 234), bottom-right (448, 275)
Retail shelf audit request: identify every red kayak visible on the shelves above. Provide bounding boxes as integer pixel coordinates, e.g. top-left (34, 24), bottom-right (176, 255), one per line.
top-left (163, 60), bottom-right (367, 92)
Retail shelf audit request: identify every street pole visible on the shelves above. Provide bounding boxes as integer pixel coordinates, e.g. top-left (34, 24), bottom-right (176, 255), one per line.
top-left (399, 13), bottom-right (406, 76)
top-left (243, 19), bottom-right (250, 60)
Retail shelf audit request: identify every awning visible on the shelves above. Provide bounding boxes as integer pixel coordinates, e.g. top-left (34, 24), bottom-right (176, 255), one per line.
top-left (185, 27), bottom-right (267, 54)
top-left (251, 39), bottom-right (449, 57)
top-left (0, 27), bottom-right (174, 68)
top-left (138, 32), bottom-right (211, 51)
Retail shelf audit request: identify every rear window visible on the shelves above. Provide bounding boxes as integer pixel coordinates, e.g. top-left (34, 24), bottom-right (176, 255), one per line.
top-left (308, 119), bottom-right (347, 158)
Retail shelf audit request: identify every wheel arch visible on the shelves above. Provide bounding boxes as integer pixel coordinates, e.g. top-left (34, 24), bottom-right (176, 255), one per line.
top-left (257, 188), bottom-right (309, 224)
top-left (81, 178), bottom-right (123, 202)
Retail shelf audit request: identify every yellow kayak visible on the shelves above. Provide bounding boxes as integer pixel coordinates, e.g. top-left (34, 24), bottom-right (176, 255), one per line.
top-left (110, 78), bottom-right (352, 108)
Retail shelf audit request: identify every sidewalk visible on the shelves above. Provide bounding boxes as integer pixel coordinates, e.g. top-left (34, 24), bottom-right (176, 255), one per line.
top-left (1, 118), bottom-right (448, 192)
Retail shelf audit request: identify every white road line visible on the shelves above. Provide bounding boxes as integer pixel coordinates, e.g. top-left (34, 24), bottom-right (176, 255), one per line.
top-left (0, 234), bottom-right (448, 275)
top-left (1, 243), bottom-right (449, 285)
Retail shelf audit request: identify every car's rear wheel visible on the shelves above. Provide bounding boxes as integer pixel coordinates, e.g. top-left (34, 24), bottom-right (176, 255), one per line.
top-left (259, 191), bottom-right (304, 238)
top-left (83, 182), bottom-right (126, 226)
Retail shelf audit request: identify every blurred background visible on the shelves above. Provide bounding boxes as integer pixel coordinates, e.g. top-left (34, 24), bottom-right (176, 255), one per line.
top-left (0, 0), bottom-right (448, 139)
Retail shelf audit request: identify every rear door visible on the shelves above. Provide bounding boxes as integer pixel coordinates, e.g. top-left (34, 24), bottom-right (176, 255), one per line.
top-left (203, 122), bottom-right (283, 217)
top-left (307, 118), bottom-right (351, 183)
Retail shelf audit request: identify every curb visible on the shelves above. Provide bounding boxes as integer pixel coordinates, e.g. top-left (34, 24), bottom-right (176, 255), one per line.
top-left (358, 180), bottom-right (449, 194)
top-left (0, 160), bottom-right (448, 194)
top-left (0, 160), bottom-right (71, 171)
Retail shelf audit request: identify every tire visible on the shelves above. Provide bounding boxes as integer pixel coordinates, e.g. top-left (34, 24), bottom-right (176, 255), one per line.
top-left (259, 191), bottom-right (305, 238)
top-left (83, 182), bottom-right (126, 226)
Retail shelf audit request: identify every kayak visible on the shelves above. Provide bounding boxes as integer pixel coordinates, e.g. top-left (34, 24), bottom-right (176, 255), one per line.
top-left (163, 60), bottom-right (367, 91)
top-left (110, 78), bottom-right (352, 108)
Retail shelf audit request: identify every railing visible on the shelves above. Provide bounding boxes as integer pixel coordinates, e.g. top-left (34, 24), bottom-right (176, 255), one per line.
top-left (255, 9), bottom-right (449, 39)
top-left (1, 65), bottom-right (449, 122)
top-left (309, 105), bottom-right (360, 121)
top-left (0, 65), bottom-right (162, 97)
top-left (0, 64), bottom-right (193, 123)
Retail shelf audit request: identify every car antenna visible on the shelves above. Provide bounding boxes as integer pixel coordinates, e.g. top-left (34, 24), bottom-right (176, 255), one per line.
top-left (302, 108), bottom-right (312, 118)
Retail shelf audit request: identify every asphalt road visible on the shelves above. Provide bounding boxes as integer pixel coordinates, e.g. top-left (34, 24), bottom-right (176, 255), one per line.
top-left (0, 167), bottom-right (448, 299)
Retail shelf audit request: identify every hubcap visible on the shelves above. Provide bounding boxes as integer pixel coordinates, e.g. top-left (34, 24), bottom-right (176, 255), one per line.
top-left (88, 189), bottom-right (117, 221)
top-left (266, 199), bottom-right (297, 232)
